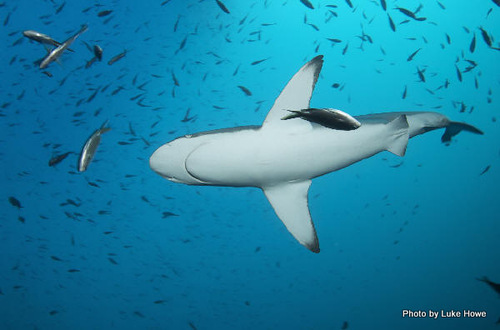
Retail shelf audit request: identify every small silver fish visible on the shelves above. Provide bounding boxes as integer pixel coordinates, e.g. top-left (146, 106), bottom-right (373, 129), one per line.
top-left (78, 120), bottom-right (110, 172)
top-left (39, 24), bottom-right (87, 69)
top-left (23, 30), bottom-right (63, 48)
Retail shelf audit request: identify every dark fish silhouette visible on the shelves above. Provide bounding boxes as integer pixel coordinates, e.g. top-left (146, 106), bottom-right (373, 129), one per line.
top-left (407, 48), bottom-right (421, 61)
top-left (181, 108), bottom-right (197, 123)
top-left (49, 152), bottom-right (72, 167)
top-left (479, 165), bottom-right (491, 176)
top-left (282, 108), bottom-right (361, 131)
top-left (172, 72), bottom-right (179, 86)
top-left (108, 50), bottom-right (126, 65)
top-left (237, 85), bottom-right (252, 96)
top-left (327, 38), bottom-right (342, 43)
top-left (300, 0), bottom-right (314, 9)
top-left (55, 2), bottom-right (65, 14)
top-left (97, 10), bottom-right (113, 17)
top-left (215, 0), bottom-right (230, 14)
top-left (479, 27), bottom-right (492, 47)
top-left (162, 211), bottom-right (179, 218)
top-left (469, 34), bottom-right (476, 53)
top-left (455, 64), bottom-right (462, 82)
top-left (380, 0), bottom-right (386, 11)
top-left (396, 7), bottom-right (426, 21)
top-left (93, 45), bottom-right (103, 60)
top-left (476, 277), bottom-right (500, 295)
top-left (387, 14), bottom-right (396, 32)
top-left (251, 58), bottom-right (268, 65)
top-left (416, 67), bottom-right (426, 82)
top-left (8, 196), bottom-right (22, 209)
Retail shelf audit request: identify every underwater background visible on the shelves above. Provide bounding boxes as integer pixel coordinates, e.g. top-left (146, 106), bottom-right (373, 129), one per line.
top-left (1, 0), bottom-right (499, 329)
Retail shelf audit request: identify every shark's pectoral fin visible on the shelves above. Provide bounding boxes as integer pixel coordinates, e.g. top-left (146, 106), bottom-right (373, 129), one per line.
top-left (262, 180), bottom-right (319, 253)
top-left (385, 115), bottom-right (409, 157)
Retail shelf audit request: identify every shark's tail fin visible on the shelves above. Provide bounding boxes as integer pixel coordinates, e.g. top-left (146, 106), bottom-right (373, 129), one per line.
top-left (476, 276), bottom-right (489, 283)
top-left (441, 121), bottom-right (483, 144)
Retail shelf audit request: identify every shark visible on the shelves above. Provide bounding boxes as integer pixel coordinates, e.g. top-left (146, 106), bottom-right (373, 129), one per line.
top-left (150, 55), bottom-right (483, 253)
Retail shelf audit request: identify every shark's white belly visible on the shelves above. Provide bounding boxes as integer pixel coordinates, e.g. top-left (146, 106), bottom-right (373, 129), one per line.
top-left (150, 54), bottom-right (481, 253)
top-left (185, 123), bottom-right (393, 187)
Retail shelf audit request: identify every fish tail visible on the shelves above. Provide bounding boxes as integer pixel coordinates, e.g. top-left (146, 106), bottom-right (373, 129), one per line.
top-left (99, 120), bottom-right (111, 133)
top-left (441, 121), bottom-right (483, 144)
top-left (281, 110), bottom-right (301, 120)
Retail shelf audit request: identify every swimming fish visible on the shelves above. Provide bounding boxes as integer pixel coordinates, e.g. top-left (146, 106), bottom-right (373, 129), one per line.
top-left (395, 7), bottom-right (426, 21)
top-left (387, 14), bottom-right (396, 32)
top-left (281, 108), bottom-right (361, 131)
top-left (22, 30), bottom-right (73, 51)
top-left (237, 85), bottom-right (252, 96)
top-left (479, 165), bottom-right (491, 176)
top-left (479, 27), bottom-right (492, 47)
top-left (93, 45), bottom-right (103, 60)
top-left (97, 10), bottom-right (113, 17)
top-left (300, 0), bottom-right (314, 9)
top-left (48, 151), bottom-right (72, 167)
top-left (39, 24), bottom-right (88, 69)
top-left (455, 64), bottom-right (462, 82)
top-left (416, 67), bottom-right (426, 82)
top-left (407, 48), bottom-right (421, 61)
top-left (476, 277), bottom-right (500, 295)
top-left (108, 50), bottom-right (126, 65)
top-left (469, 34), bottom-right (476, 53)
top-left (8, 196), bottom-right (22, 209)
top-left (85, 45), bottom-right (103, 68)
top-left (78, 121), bottom-right (111, 172)
top-left (215, 0), bottom-right (230, 14)
top-left (380, 0), bottom-right (386, 11)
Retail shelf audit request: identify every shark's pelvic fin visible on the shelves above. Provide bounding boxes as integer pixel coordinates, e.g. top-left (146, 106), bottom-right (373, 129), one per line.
top-left (262, 180), bottom-right (319, 253)
top-left (385, 115), bottom-right (409, 157)
top-left (263, 55), bottom-right (324, 128)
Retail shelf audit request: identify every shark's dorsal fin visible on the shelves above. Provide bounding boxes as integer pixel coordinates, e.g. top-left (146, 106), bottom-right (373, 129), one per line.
top-left (262, 180), bottom-right (319, 253)
top-left (262, 55), bottom-right (324, 129)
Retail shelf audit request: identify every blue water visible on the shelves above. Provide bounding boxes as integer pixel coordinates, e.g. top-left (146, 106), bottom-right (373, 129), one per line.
top-left (1, 0), bottom-right (499, 329)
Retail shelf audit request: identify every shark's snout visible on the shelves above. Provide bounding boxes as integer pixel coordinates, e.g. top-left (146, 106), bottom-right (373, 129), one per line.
top-left (150, 141), bottom-right (206, 185)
